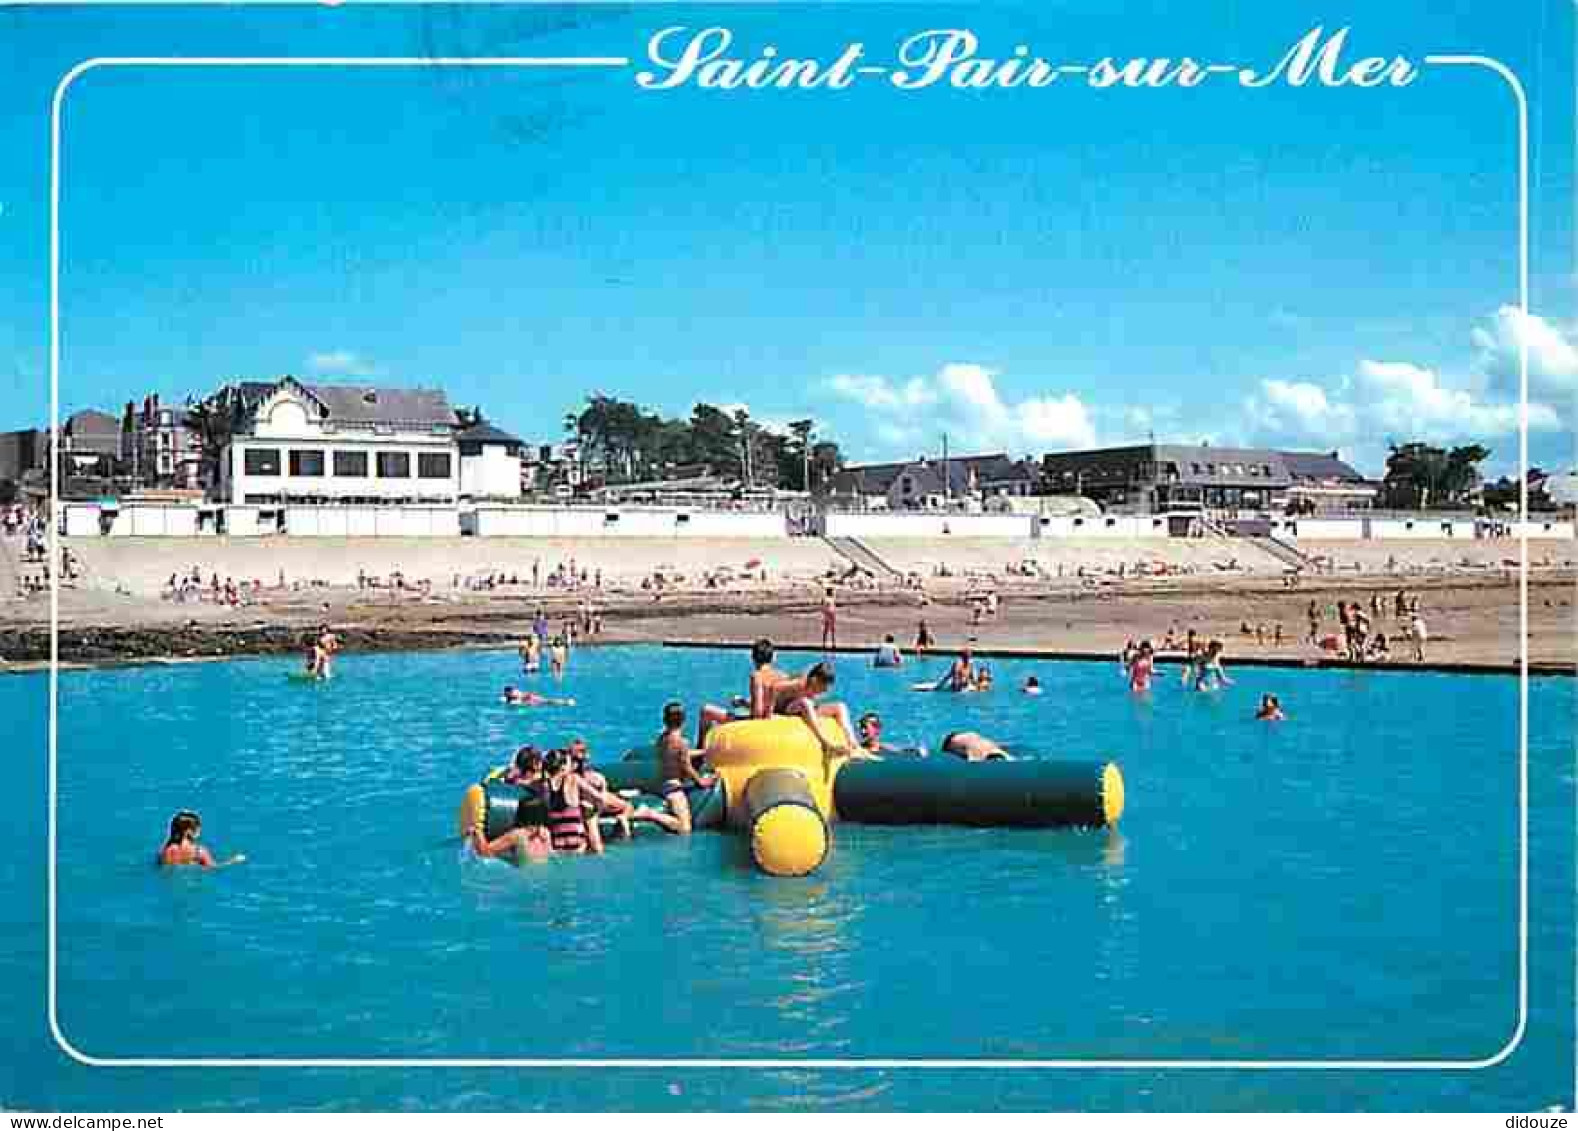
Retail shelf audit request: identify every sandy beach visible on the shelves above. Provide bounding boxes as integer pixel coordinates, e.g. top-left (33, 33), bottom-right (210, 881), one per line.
top-left (2, 534), bottom-right (1572, 672)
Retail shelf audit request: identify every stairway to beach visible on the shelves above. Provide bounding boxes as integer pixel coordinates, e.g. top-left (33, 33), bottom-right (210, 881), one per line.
top-left (823, 535), bottom-right (902, 580)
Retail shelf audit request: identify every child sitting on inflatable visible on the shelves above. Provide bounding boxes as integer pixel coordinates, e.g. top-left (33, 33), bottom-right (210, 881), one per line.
top-left (771, 661), bottom-right (855, 759)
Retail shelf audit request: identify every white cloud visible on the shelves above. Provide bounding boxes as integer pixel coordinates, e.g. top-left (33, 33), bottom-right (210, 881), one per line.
top-left (306, 349), bottom-right (383, 378)
top-left (1243, 378), bottom-right (1359, 446)
top-left (1354, 359), bottom-right (1560, 435)
top-left (825, 363), bottom-right (1095, 457)
top-left (1470, 305), bottom-right (1578, 400)
top-left (826, 373), bottom-right (937, 413)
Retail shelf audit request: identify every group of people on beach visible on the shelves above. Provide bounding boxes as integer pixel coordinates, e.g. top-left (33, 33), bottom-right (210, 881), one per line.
top-left (1307, 591), bottom-right (1428, 663)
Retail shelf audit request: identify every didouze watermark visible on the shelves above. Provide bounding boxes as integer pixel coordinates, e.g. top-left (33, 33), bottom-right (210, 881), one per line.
top-left (635, 24), bottom-right (1417, 92)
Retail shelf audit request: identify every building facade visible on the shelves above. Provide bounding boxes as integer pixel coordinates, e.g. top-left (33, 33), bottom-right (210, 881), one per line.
top-left (121, 395), bottom-right (205, 490)
top-left (457, 422), bottom-right (524, 499)
top-left (829, 452), bottom-right (1037, 511)
top-left (1039, 444), bottom-right (1372, 514)
top-left (217, 378), bottom-right (460, 505)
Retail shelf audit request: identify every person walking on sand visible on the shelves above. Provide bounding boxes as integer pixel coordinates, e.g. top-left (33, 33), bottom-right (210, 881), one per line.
top-left (1409, 612), bottom-right (1428, 662)
top-left (820, 588), bottom-right (838, 652)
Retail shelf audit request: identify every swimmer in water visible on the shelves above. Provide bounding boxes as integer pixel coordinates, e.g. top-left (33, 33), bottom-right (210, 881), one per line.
top-left (771, 661), bottom-right (856, 760)
top-left (317, 625), bottom-right (341, 677)
top-left (1022, 675), bottom-right (1042, 695)
top-left (873, 634), bottom-right (904, 668)
top-left (469, 796), bottom-right (554, 863)
top-left (158, 810), bottom-right (245, 868)
top-left (548, 636), bottom-right (568, 677)
top-left (1128, 641), bottom-right (1155, 693)
top-left (520, 635), bottom-right (541, 674)
top-left (1195, 640), bottom-right (1233, 691)
top-left (939, 731), bottom-right (1012, 762)
top-left (933, 647), bottom-right (976, 692)
top-left (972, 664), bottom-right (994, 692)
top-left (501, 745), bottom-right (544, 786)
top-left (1255, 694), bottom-right (1286, 721)
top-left (501, 685), bottom-right (575, 707)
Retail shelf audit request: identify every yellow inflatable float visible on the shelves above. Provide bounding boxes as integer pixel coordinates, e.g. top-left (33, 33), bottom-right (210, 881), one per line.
top-left (461, 717), bottom-right (1125, 879)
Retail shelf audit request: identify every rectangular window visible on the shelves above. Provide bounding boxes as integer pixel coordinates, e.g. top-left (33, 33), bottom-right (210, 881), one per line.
top-left (288, 449), bottom-right (325, 477)
top-left (333, 451), bottom-right (369, 477)
top-left (243, 448), bottom-right (280, 476)
top-left (377, 452), bottom-right (411, 479)
top-left (418, 452), bottom-right (452, 479)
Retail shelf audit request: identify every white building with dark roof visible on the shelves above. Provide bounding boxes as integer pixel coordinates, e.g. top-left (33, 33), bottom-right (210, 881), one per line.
top-left (216, 377), bottom-right (460, 505)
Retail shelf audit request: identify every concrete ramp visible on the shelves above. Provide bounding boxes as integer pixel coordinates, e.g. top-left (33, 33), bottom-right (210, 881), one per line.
top-left (823, 536), bottom-right (901, 579)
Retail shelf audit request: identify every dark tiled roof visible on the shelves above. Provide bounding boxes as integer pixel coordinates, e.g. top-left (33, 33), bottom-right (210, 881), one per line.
top-left (64, 409), bottom-right (119, 435)
top-left (1280, 450), bottom-right (1366, 482)
top-left (456, 422), bottom-right (523, 446)
top-left (830, 452), bottom-right (1016, 496)
top-left (229, 377), bottom-right (454, 429)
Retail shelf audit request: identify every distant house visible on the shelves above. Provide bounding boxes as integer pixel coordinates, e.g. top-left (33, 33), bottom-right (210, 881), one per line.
top-left (828, 452), bottom-right (1037, 510)
top-left (121, 395), bottom-right (205, 490)
top-left (456, 421), bottom-right (524, 499)
top-left (216, 377), bottom-right (459, 505)
top-left (60, 409), bottom-right (121, 476)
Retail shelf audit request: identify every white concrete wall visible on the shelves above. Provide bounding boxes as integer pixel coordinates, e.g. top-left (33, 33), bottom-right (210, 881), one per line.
top-left (823, 513), bottom-right (1032, 539)
top-left (459, 447), bottom-right (522, 498)
top-left (284, 505), bottom-right (460, 537)
top-left (1369, 517), bottom-right (1475, 541)
top-left (63, 504), bottom-right (102, 537)
top-left (225, 506), bottom-right (264, 537)
top-left (1272, 518), bottom-right (1366, 540)
top-left (470, 506), bottom-right (787, 538)
top-left (1509, 520), bottom-right (1575, 539)
top-left (1036, 514), bottom-right (1170, 539)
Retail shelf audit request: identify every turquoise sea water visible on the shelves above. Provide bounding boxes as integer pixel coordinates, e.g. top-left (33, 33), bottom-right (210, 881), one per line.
top-left (1, 644), bottom-right (1572, 1110)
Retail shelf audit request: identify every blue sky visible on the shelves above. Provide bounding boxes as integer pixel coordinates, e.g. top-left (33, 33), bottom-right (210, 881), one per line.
top-left (2, 1), bottom-right (1575, 477)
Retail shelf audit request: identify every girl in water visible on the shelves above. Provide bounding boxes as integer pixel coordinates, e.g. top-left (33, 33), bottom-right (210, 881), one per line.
top-left (1128, 641), bottom-right (1155, 694)
top-left (158, 811), bottom-right (245, 868)
top-left (1255, 694), bottom-right (1286, 721)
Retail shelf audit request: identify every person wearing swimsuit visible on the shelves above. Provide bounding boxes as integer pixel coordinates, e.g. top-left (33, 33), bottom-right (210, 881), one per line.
top-left (158, 810), bottom-right (245, 868)
top-left (540, 748), bottom-right (601, 854)
top-left (771, 661), bottom-right (856, 762)
top-left (1129, 641), bottom-right (1155, 693)
top-left (641, 702), bottom-right (717, 835)
top-left (697, 638), bottom-right (784, 747)
top-left (469, 795), bottom-right (555, 863)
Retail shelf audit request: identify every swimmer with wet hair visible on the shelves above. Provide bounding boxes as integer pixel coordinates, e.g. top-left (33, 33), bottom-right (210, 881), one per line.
top-left (1255, 694), bottom-right (1286, 721)
top-left (159, 810), bottom-right (245, 868)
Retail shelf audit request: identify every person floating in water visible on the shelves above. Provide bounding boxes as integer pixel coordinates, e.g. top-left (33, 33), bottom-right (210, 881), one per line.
top-left (317, 625), bottom-right (341, 677)
top-left (1022, 675), bottom-right (1042, 695)
top-left (641, 701), bottom-right (718, 835)
top-left (697, 638), bottom-right (784, 747)
top-left (1255, 694), bottom-right (1286, 721)
top-left (501, 685), bottom-right (575, 707)
top-left (158, 810), bottom-right (245, 868)
top-left (771, 661), bottom-right (856, 760)
top-left (873, 634), bottom-right (903, 668)
top-left (939, 731), bottom-right (1012, 762)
